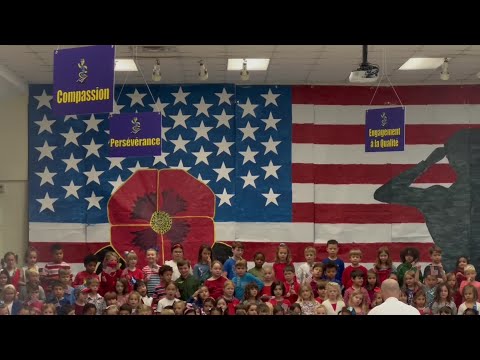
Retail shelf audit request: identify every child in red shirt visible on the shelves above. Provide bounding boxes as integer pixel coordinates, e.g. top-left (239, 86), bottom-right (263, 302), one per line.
top-left (273, 243), bottom-right (294, 283)
top-left (121, 251), bottom-right (144, 293)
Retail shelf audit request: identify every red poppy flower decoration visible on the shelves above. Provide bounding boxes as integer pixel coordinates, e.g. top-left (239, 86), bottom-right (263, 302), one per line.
top-left (108, 169), bottom-right (215, 268)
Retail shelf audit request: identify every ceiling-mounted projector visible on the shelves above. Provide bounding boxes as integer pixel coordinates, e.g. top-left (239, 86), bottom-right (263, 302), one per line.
top-left (349, 64), bottom-right (380, 83)
top-left (349, 45), bottom-right (380, 83)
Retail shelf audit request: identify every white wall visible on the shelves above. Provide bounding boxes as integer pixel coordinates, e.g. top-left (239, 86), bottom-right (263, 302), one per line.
top-left (0, 94), bottom-right (28, 260)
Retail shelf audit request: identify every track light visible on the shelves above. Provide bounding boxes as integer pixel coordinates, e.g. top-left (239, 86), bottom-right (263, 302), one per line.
top-left (440, 58), bottom-right (449, 81)
top-left (152, 59), bottom-right (161, 82)
top-left (198, 60), bottom-right (208, 80)
top-left (240, 59), bottom-right (249, 81)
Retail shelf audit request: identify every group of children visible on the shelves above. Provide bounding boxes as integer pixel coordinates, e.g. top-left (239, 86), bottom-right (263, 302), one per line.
top-left (0, 239), bottom-right (478, 315)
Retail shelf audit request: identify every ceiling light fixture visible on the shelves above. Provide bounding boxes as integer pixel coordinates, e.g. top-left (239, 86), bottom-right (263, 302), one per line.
top-left (228, 58), bottom-right (270, 71)
top-left (240, 60), bottom-right (249, 81)
top-left (198, 60), bottom-right (208, 80)
top-left (399, 57), bottom-right (446, 70)
top-left (152, 59), bottom-right (161, 82)
top-left (440, 58), bottom-right (450, 81)
top-left (114, 59), bottom-right (138, 72)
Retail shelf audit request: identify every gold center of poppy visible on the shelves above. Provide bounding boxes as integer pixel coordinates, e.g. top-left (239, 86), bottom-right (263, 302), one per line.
top-left (150, 211), bottom-right (172, 235)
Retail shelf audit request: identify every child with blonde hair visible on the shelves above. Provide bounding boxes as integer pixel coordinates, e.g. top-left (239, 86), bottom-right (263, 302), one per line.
top-left (322, 282), bottom-right (345, 315)
top-left (341, 249), bottom-right (368, 289)
top-left (348, 289), bottom-right (369, 315)
top-left (85, 278), bottom-right (105, 315)
top-left (142, 248), bottom-right (161, 297)
top-left (296, 247), bottom-right (316, 285)
top-left (260, 264), bottom-right (274, 301)
top-left (458, 284), bottom-right (480, 315)
top-left (296, 284), bottom-right (320, 315)
top-left (401, 270), bottom-right (422, 305)
top-left (316, 304), bottom-right (328, 315)
top-left (20, 247), bottom-right (39, 288)
top-left (41, 303), bottom-right (57, 315)
top-left (121, 250), bottom-right (144, 293)
top-left (205, 260), bottom-right (227, 300)
top-left (222, 280), bottom-right (240, 315)
top-left (273, 243), bottom-right (293, 283)
top-left (459, 265), bottom-right (480, 299)
top-left (127, 291), bottom-right (142, 314)
top-left (99, 251), bottom-right (122, 296)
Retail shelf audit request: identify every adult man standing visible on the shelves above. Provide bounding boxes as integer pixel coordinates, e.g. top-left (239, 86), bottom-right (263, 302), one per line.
top-left (368, 279), bottom-right (420, 315)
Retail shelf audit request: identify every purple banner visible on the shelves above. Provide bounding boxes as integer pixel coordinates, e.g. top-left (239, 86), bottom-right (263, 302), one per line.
top-left (109, 112), bottom-right (162, 157)
top-left (53, 45), bottom-right (115, 116)
top-left (365, 107), bottom-right (405, 152)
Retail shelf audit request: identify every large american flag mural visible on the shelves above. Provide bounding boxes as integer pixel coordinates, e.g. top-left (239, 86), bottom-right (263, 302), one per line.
top-left (28, 84), bottom-right (480, 273)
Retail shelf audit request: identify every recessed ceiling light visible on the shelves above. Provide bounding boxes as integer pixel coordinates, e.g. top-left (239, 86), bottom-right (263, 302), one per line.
top-left (115, 59), bottom-right (138, 71)
top-left (399, 58), bottom-right (446, 70)
top-left (227, 58), bottom-right (270, 71)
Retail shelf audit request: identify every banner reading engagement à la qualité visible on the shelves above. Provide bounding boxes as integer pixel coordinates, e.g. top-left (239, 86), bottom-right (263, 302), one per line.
top-left (365, 107), bottom-right (405, 152)
top-left (53, 45), bottom-right (115, 116)
top-left (109, 112), bottom-right (162, 157)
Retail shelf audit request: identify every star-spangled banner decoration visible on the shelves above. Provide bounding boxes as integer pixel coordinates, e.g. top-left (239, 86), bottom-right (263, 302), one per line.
top-left (28, 84), bottom-right (292, 224)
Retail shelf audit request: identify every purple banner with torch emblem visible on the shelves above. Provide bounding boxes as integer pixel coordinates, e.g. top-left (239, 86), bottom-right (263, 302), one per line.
top-left (53, 45), bottom-right (115, 116)
top-left (109, 112), bottom-right (162, 157)
top-left (365, 107), bottom-right (405, 152)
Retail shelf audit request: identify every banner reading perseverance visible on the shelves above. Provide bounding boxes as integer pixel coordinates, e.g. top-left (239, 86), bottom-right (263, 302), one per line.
top-left (53, 45), bottom-right (115, 116)
top-left (109, 112), bottom-right (162, 157)
top-left (365, 107), bottom-right (405, 152)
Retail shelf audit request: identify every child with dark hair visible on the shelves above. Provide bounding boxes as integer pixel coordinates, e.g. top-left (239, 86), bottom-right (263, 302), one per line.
top-left (152, 264), bottom-right (174, 310)
top-left (82, 303), bottom-right (97, 315)
top-left (134, 280), bottom-right (152, 307)
top-left (284, 265), bottom-right (299, 304)
top-left (243, 282), bottom-right (261, 306)
top-left (269, 281), bottom-right (291, 312)
top-left (248, 252), bottom-right (266, 281)
top-left (289, 303), bottom-right (302, 315)
top-left (43, 244), bottom-right (71, 296)
top-left (323, 261), bottom-right (341, 286)
top-left (176, 260), bottom-right (201, 301)
top-left (73, 254), bottom-right (99, 287)
top-left (193, 245), bottom-right (212, 283)
top-left (2, 252), bottom-right (21, 290)
top-left (396, 247), bottom-right (422, 287)
top-left (231, 260), bottom-right (263, 300)
top-left (343, 270), bottom-right (371, 308)
top-left (223, 241), bottom-right (244, 280)
top-left (321, 239), bottom-right (344, 283)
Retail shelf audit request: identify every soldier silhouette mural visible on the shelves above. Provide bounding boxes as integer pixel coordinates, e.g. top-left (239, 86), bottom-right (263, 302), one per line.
top-left (374, 129), bottom-right (480, 272)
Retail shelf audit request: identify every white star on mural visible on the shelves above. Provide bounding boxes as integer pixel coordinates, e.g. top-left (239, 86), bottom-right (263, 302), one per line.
top-left (261, 112), bottom-right (281, 130)
top-left (215, 88), bottom-right (233, 106)
top-left (60, 127), bottom-right (81, 147)
top-left (35, 141), bottom-right (56, 160)
top-left (262, 136), bottom-right (281, 155)
top-left (213, 109), bottom-right (234, 129)
top-left (238, 98), bottom-right (258, 118)
top-left (197, 174), bottom-right (210, 185)
top-left (213, 162), bottom-right (234, 182)
top-left (82, 139), bottom-right (103, 158)
top-left (34, 90), bottom-right (52, 109)
top-left (170, 109), bottom-right (191, 129)
top-left (106, 157), bottom-right (125, 170)
top-left (85, 191), bottom-right (103, 210)
top-left (126, 89), bottom-right (147, 107)
top-left (36, 193), bottom-right (57, 212)
top-left (128, 161), bottom-right (145, 173)
top-left (35, 167), bottom-right (56, 186)
top-left (262, 160), bottom-right (281, 179)
top-left (64, 115), bottom-right (78, 122)
top-left (239, 121), bottom-right (258, 141)
top-left (161, 126), bottom-right (171, 141)
top-left (150, 97), bottom-right (169, 117)
top-left (108, 175), bottom-right (124, 193)
top-left (239, 145), bottom-right (259, 164)
top-left (193, 121), bottom-right (213, 141)
top-left (171, 86), bottom-right (190, 105)
top-left (216, 188), bottom-right (234, 206)
top-left (110, 101), bottom-right (125, 115)
top-left (193, 96), bottom-right (214, 117)
top-left (62, 180), bottom-right (82, 199)
top-left (83, 114), bottom-right (103, 133)
top-left (192, 146), bottom-right (212, 165)
top-left (240, 170), bottom-right (259, 189)
top-left (261, 89), bottom-right (281, 107)
top-left (173, 160), bottom-right (191, 172)
top-left (171, 135), bottom-right (190, 153)
top-left (262, 188), bottom-right (280, 206)
top-left (153, 152), bottom-right (169, 166)
top-left (62, 153), bottom-right (82, 172)
top-left (214, 136), bottom-right (234, 156)
top-left (34, 115), bottom-right (55, 134)
top-left (84, 165), bottom-right (104, 185)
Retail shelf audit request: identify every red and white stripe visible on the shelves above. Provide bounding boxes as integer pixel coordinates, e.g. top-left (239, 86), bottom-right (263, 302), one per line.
top-left (29, 85), bottom-right (480, 274)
